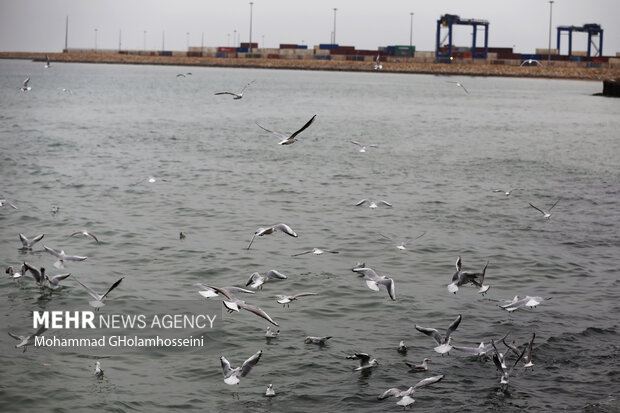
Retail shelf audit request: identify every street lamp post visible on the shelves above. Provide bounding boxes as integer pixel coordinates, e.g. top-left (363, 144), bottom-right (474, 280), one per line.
top-left (234, 29), bottom-right (237, 47)
top-left (143, 30), bottom-right (146, 51)
top-left (94, 28), bottom-right (98, 52)
top-left (548, 1), bottom-right (554, 64)
top-left (409, 12), bottom-right (414, 47)
top-left (249, 2), bottom-right (254, 52)
top-left (332, 8), bottom-right (337, 44)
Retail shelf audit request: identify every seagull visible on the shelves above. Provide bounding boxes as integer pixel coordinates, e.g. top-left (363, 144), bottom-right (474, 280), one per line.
top-left (220, 350), bottom-right (262, 385)
top-left (0, 199), bottom-right (18, 209)
top-left (529, 200), bottom-right (560, 219)
top-left (179, 232), bottom-right (186, 240)
top-left (355, 199), bottom-right (392, 208)
top-left (176, 72), bottom-right (192, 78)
top-left (275, 292), bottom-right (318, 308)
top-left (246, 270), bottom-right (288, 289)
top-left (6, 263), bottom-right (27, 281)
top-left (452, 338), bottom-right (504, 357)
top-left (19, 233), bottom-right (44, 250)
top-left (51, 205), bottom-right (60, 214)
top-left (352, 266), bottom-right (396, 300)
top-left (492, 188), bottom-right (521, 196)
top-left (204, 285), bottom-right (278, 326)
top-left (447, 81), bottom-right (468, 94)
top-left (350, 140), bottom-right (378, 153)
top-left (374, 54), bottom-right (383, 70)
top-left (58, 88), bottom-right (73, 94)
top-left (265, 326), bottom-right (280, 339)
top-left (44, 55), bottom-right (51, 68)
top-left (304, 336), bottom-right (331, 345)
top-left (378, 375), bottom-right (444, 409)
top-left (8, 325), bottom-right (47, 352)
top-left (379, 232), bottom-right (425, 250)
top-left (256, 114), bottom-right (316, 145)
top-left (398, 340), bottom-right (408, 354)
top-left (499, 296), bottom-right (550, 312)
top-left (20, 77), bottom-right (31, 91)
top-left (43, 245), bottom-right (87, 268)
top-left (415, 314), bottom-right (462, 355)
top-left (247, 223), bottom-right (298, 250)
top-left (24, 262), bottom-right (71, 290)
top-left (347, 352), bottom-right (379, 371)
top-left (265, 383), bottom-right (276, 397)
top-left (491, 339), bottom-right (525, 388)
top-left (73, 277), bottom-right (124, 309)
top-left (405, 358), bottom-right (430, 372)
top-left (520, 59), bottom-right (542, 66)
top-left (214, 80), bottom-right (255, 99)
top-left (448, 257), bottom-right (489, 294)
top-left (193, 284), bottom-right (255, 299)
top-left (503, 333), bottom-right (536, 369)
top-left (70, 230), bottom-right (99, 243)
top-left (94, 361), bottom-right (104, 378)
top-left (292, 247), bottom-right (339, 256)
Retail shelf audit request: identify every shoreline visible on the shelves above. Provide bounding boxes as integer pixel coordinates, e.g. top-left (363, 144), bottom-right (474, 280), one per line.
top-left (2, 51), bottom-right (619, 82)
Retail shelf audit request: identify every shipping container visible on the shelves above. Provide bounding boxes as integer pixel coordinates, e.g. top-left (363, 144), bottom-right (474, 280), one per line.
top-left (319, 44), bottom-right (339, 50)
top-left (237, 47), bottom-right (249, 53)
top-left (297, 45), bottom-right (308, 49)
top-left (240, 42), bottom-right (258, 48)
top-left (280, 44), bottom-right (298, 49)
top-left (187, 51), bottom-right (203, 57)
top-left (159, 51), bottom-right (172, 56)
top-left (217, 47), bottom-right (236, 53)
top-left (314, 55), bottom-right (331, 60)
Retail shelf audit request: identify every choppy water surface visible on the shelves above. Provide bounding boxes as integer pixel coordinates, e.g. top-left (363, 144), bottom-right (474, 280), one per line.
top-left (1, 59), bottom-right (619, 412)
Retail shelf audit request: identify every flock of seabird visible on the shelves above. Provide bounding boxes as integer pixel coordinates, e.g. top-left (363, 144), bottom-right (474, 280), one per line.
top-left (6, 68), bottom-right (560, 408)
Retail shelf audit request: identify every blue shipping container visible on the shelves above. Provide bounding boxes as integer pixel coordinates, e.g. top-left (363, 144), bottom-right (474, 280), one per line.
top-left (319, 44), bottom-right (339, 50)
top-left (297, 45), bottom-right (308, 49)
top-left (236, 47), bottom-right (249, 53)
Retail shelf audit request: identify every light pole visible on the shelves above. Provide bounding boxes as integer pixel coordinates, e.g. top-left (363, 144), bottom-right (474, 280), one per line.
top-left (332, 8), bottom-right (337, 44)
top-left (162, 30), bottom-right (165, 51)
top-left (409, 12), bottom-right (414, 47)
top-left (143, 30), bottom-right (146, 51)
top-left (227, 33), bottom-right (230, 46)
top-left (249, 2), bottom-right (254, 52)
top-left (548, 1), bottom-right (554, 64)
top-left (94, 28), bottom-right (98, 52)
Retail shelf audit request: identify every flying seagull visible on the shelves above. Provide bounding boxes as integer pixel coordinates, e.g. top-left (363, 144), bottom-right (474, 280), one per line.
top-left (70, 230), bottom-right (99, 243)
top-left (220, 350), bottom-right (262, 385)
top-left (204, 285), bottom-right (279, 326)
top-left (355, 199), bottom-right (392, 208)
top-left (492, 188), bottom-right (521, 196)
top-left (503, 333), bottom-right (536, 369)
top-left (275, 292), bottom-right (318, 308)
top-left (19, 233), bottom-right (44, 250)
top-left (415, 314), bottom-right (462, 355)
top-left (256, 114), bottom-right (316, 145)
top-left (374, 54), bottom-right (383, 70)
top-left (247, 223), bottom-right (298, 250)
top-left (447, 81), bottom-right (468, 94)
top-left (214, 80), bottom-right (255, 99)
top-left (352, 266), bottom-right (396, 300)
top-left (378, 375), bottom-right (444, 409)
top-left (499, 295), bottom-right (550, 312)
top-left (8, 325), bottom-right (47, 352)
top-left (44, 55), bottom-right (51, 68)
top-left (0, 199), bottom-right (18, 209)
top-left (351, 140), bottom-right (378, 153)
top-left (292, 247), bottom-right (339, 256)
top-left (43, 245), bottom-right (87, 268)
top-left (347, 352), bottom-right (379, 371)
top-left (448, 256), bottom-right (489, 294)
top-left (491, 339), bottom-right (525, 388)
top-left (20, 77), bottom-right (31, 91)
top-left (74, 277), bottom-right (124, 309)
top-left (246, 270), bottom-right (288, 289)
top-left (379, 232), bottom-right (425, 251)
top-left (529, 199), bottom-right (560, 219)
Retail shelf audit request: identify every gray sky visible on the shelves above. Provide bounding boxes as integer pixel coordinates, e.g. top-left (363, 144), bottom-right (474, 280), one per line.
top-left (1, 0), bottom-right (618, 55)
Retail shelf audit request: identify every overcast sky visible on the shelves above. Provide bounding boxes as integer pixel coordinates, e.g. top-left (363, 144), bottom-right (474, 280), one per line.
top-left (1, 0), bottom-right (618, 55)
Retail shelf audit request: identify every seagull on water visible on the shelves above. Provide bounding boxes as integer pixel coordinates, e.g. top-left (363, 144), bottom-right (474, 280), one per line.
top-left (94, 361), bottom-right (104, 378)
top-left (43, 245), bottom-right (87, 268)
top-left (529, 199), bottom-right (560, 219)
top-left (405, 358), bottom-right (430, 372)
top-left (355, 199), bottom-right (392, 209)
top-left (374, 54), bottom-right (383, 70)
top-left (350, 140), bottom-right (378, 152)
top-left (220, 350), bottom-right (262, 385)
top-left (491, 339), bottom-right (525, 388)
top-left (204, 285), bottom-right (279, 326)
top-left (347, 352), bottom-right (379, 371)
top-left (256, 114), bottom-right (316, 145)
top-left (265, 326), bottom-right (280, 339)
top-left (74, 277), bottom-right (124, 309)
top-left (24, 262), bottom-right (71, 290)
top-left (378, 375), bottom-right (444, 409)
top-left (398, 340), bottom-right (408, 354)
top-left (447, 81), bottom-right (468, 94)
top-left (246, 270), bottom-right (288, 289)
top-left (304, 336), bottom-right (331, 345)
top-left (19, 233), bottom-right (44, 250)
top-left (352, 266), bottom-right (396, 301)
top-left (415, 314), bottom-right (462, 355)
top-left (20, 77), bottom-right (31, 91)
top-left (493, 188), bottom-right (521, 196)
top-left (380, 232), bottom-right (425, 251)
top-left (292, 247), bottom-right (339, 256)
top-left (503, 333), bottom-right (536, 369)
top-left (265, 383), bottom-right (276, 397)
top-left (275, 292), bottom-right (318, 308)
top-left (6, 263), bottom-right (27, 281)
top-left (8, 325), bottom-right (47, 352)
top-left (214, 80), bottom-right (255, 99)
top-left (0, 199), bottom-right (18, 209)
top-left (247, 223), bottom-right (298, 250)
top-left (70, 230), bottom-right (99, 243)
top-left (44, 55), bottom-right (51, 68)
top-left (448, 256), bottom-right (489, 294)
top-left (499, 295), bottom-right (550, 312)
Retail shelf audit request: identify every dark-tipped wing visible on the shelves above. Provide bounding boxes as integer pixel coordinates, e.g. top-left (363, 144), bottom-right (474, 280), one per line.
top-left (445, 314), bottom-right (462, 340)
top-left (246, 272), bottom-right (261, 286)
top-left (240, 303), bottom-right (278, 326)
top-left (43, 245), bottom-right (62, 258)
top-left (378, 388), bottom-right (402, 400)
top-left (220, 356), bottom-right (233, 377)
top-left (273, 223), bottom-right (297, 237)
top-left (548, 199), bottom-right (560, 212)
top-left (256, 122), bottom-right (288, 140)
top-left (415, 325), bottom-right (443, 345)
top-left (265, 270), bottom-right (287, 280)
top-left (289, 114), bottom-right (316, 140)
top-left (352, 267), bottom-right (380, 280)
top-left (23, 262), bottom-right (42, 283)
top-left (528, 203), bottom-right (545, 215)
top-left (101, 277), bottom-right (124, 300)
top-left (413, 374), bottom-right (444, 390)
top-left (239, 350), bottom-right (262, 377)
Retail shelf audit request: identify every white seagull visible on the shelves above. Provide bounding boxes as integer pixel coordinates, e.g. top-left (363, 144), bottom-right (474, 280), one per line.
top-left (70, 230), bottom-right (99, 243)
top-left (492, 188), bottom-right (521, 196)
top-left (379, 232), bottom-right (425, 251)
top-left (247, 223), bottom-right (298, 250)
top-left (220, 350), bottom-right (262, 385)
top-left (292, 247), bottom-right (339, 256)
top-left (447, 257), bottom-right (489, 294)
top-left (44, 55), bottom-right (51, 68)
top-left (503, 333), bottom-right (536, 369)
top-left (398, 340), bottom-right (408, 354)
top-left (6, 263), bottom-right (27, 281)
top-left (0, 199), bottom-right (18, 209)
top-left (214, 80), bottom-right (255, 99)
top-left (204, 285), bottom-right (279, 326)
top-left (74, 277), bottom-right (124, 309)
top-left (19, 233), bottom-right (44, 250)
top-left (275, 292), bottom-right (318, 308)
top-left (529, 199), bottom-right (560, 219)
top-left (350, 140), bottom-right (378, 152)
top-left (355, 199), bottom-right (392, 209)
top-left (304, 336), bottom-right (331, 345)
top-left (256, 114), bottom-right (316, 145)
top-left (265, 326), bottom-right (280, 339)
top-left (405, 358), bottom-right (431, 372)
top-left (43, 245), bottom-right (87, 268)
top-left (193, 284), bottom-right (255, 299)
top-left (94, 361), bottom-right (104, 378)
top-left (352, 266), bottom-right (396, 301)
top-left (265, 383), bottom-right (276, 397)
top-left (8, 325), bottom-right (47, 352)
top-left (491, 339), bottom-right (525, 388)
top-left (499, 295), bottom-right (550, 312)
top-left (246, 270), bottom-right (288, 289)
top-left (415, 314), bottom-right (462, 355)
top-left (374, 54), bottom-right (383, 70)
top-left (447, 81), bottom-right (468, 94)
top-left (24, 262), bottom-right (71, 290)
top-left (347, 352), bottom-right (379, 371)
top-left (20, 77), bottom-right (31, 91)
top-left (378, 375), bottom-right (444, 409)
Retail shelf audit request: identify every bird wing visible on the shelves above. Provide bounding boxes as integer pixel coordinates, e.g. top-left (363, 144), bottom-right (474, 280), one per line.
top-left (84, 231), bottom-right (99, 242)
top-left (30, 234), bottom-right (44, 246)
top-left (352, 267), bottom-right (380, 280)
top-left (292, 250), bottom-right (313, 257)
top-left (239, 80), bottom-right (255, 94)
top-left (74, 278), bottom-right (103, 301)
top-left (526, 332), bottom-right (536, 362)
top-left (350, 140), bottom-right (363, 147)
top-left (379, 233), bottom-right (395, 242)
top-left (349, 352), bottom-right (370, 364)
top-left (379, 200), bottom-right (392, 207)
top-left (273, 223), bottom-right (297, 237)
top-left (413, 374), bottom-right (444, 390)
top-left (377, 388), bottom-right (402, 400)
top-left (64, 253), bottom-right (88, 262)
top-left (548, 199), bottom-right (560, 212)
top-left (239, 350), bottom-right (262, 377)
top-left (445, 314), bottom-right (462, 340)
top-left (49, 273), bottom-right (71, 284)
top-left (502, 337), bottom-right (521, 358)
top-left (508, 344), bottom-right (527, 375)
top-left (528, 203), bottom-right (546, 215)
top-left (247, 233), bottom-right (257, 250)
top-left (491, 340), bottom-right (506, 373)
top-left (23, 262), bottom-right (42, 283)
top-left (459, 84), bottom-right (469, 94)
top-left (204, 285), bottom-right (234, 301)
top-left (23, 77), bottom-right (30, 87)
top-left (240, 303), bottom-right (279, 326)
top-left (415, 325), bottom-right (443, 345)
top-left (34, 325), bottom-right (48, 337)
top-left (246, 272), bottom-right (261, 286)
top-left (220, 356), bottom-right (233, 377)
top-left (100, 277), bottom-right (123, 300)
top-left (289, 114), bottom-right (316, 140)
top-left (376, 277), bottom-right (396, 300)
top-left (43, 245), bottom-right (62, 259)
top-left (455, 256), bottom-right (462, 271)
top-left (291, 292), bottom-right (318, 300)
top-left (19, 233), bottom-right (29, 247)
top-left (265, 270), bottom-right (287, 280)
top-left (223, 286), bottom-right (255, 295)
top-left (404, 231), bottom-right (426, 245)
top-left (214, 91), bottom-right (239, 97)
top-left (256, 122), bottom-right (288, 140)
